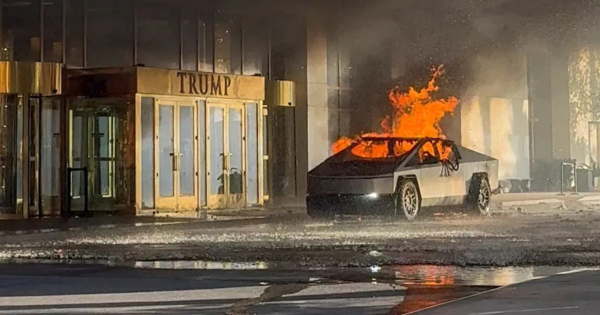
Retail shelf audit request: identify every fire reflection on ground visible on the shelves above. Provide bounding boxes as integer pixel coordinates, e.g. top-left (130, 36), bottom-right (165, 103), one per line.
top-left (378, 265), bottom-right (584, 314)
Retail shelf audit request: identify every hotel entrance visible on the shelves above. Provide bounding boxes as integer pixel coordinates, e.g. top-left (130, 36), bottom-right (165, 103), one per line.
top-left (66, 66), bottom-right (266, 216)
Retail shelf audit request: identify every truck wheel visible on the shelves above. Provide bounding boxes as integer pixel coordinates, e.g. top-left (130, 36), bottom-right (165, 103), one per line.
top-left (394, 179), bottom-right (421, 221)
top-left (467, 175), bottom-right (492, 216)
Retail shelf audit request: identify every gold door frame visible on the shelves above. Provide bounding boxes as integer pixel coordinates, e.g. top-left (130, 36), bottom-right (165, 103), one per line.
top-left (225, 103), bottom-right (246, 209)
top-left (176, 100), bottom-right (199, 211)
top-left (134, 94), bottom-right (265, 214)
top-left (206, 101), bottom-right (247, 209)
top-left (206, 102), bottom-right (227, 209)
top-left (153, 98), bottom-right (199, 211)
top-left (154, 99), bottom-right (178, 210)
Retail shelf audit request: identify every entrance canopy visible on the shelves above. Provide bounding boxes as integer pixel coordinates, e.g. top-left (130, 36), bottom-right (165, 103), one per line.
top-left (65, 66), bottom-right (265, 101)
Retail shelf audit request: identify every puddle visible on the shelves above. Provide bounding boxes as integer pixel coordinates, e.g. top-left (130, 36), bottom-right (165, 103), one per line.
top-left (379, 265), bottom-right (594, 287)
top-left (0, 257), bottom-right (595, 288)
top-left (0, 258), bottom-right (596, 315)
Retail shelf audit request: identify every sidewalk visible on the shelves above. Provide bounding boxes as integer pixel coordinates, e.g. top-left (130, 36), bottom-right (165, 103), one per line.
top-left (0, 206), bottom-right (307, 237)
top-left (0, 216), bottom-right (194, 237)
top-left (0, 194), bottom-right (598, 236)
top-left (491, 192), bottom-right (600, 214)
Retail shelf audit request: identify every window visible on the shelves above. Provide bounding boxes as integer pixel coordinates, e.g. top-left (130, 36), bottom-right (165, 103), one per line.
top-left (136, 2), bottom-right (179, 69)
top-left (86, 0), bottom-right (134, 67)
top-left (43, 0), bottom-right (63, 63)
top-left (199, 14), bottom-right (214, 72)
top-left (242, 18), bottom-right (268, 76)
top-left (181, 11), bottom-right (198, 71)
top-left (2, 0), bottom-right (42, 61)
top-left (65, 0), bottom-right (84, 67)
top-left (214, 15), bottom-right (241, 74)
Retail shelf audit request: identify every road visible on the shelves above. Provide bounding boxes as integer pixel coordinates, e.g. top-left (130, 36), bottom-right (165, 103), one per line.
top-left (416, 269), bottom-right (600, 315)
top-left (0, 263), bottom-right (594, 314)
top-left (0, 263), bottom-right (492, 315)
top-left (1, 209), bottom-right (600, 267)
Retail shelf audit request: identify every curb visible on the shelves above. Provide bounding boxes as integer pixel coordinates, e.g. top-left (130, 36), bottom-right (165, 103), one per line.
top-left (496, 198), bottom-right (563, 207)
top-left (0, 212), bottom-right (301, 237)
top-left (0, 221), bottom-right (187, 237)
top-left (578, 196), bottom-right (600, 203)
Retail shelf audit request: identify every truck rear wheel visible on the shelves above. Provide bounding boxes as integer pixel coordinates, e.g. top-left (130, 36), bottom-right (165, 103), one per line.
top-left (467, 175), bottom-right (492, 216)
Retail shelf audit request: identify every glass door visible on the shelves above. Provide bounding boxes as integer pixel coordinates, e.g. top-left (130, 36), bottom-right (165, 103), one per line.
top-left (0, 95), bottom-right (21, 215)
top-left (178, 102), bottom-right (198, 210)
top-left (207, 104), bottom-right (226, 208)
top-left (155, 99), bottom-right (198, 211)
top-left (227, 105), bottom-right (245, 208)
top-left (207, 101), bottom-right (246, 209)
top-left (39, 96), bottom-right (62, 216)
top-left (68, 98), bottom-right (130, 213)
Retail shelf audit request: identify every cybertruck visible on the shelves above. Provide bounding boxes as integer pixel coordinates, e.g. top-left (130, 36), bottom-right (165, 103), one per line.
top-left (307, 137), bottom-right (498, 220)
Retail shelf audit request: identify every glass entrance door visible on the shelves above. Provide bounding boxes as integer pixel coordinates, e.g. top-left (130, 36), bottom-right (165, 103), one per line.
top-left (0, 95), bottom-right (21, 215)
top-left (207, 102), bottom-right (246, 209)
top-left (155, 100), bottom-right (198, 211)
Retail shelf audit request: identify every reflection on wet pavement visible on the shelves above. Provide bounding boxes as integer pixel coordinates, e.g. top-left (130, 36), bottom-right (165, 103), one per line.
top-left (0, 259), bottom-right (594, 314)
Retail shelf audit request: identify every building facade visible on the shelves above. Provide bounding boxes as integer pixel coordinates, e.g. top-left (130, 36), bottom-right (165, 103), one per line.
top-left (0, 0), bottom-right (370, 218)
top-left (1, 0), bottom-right (597, 219)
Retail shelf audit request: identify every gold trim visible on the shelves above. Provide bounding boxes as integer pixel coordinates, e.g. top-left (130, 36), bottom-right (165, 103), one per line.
top-left (138, 67), bottom-right (265, 101)
top-left (66, 67), bottom-right (265, 101)
top-left (0, 62), bottom-right (62, 95)
top-left (266, 80), bottom-right (295, 107)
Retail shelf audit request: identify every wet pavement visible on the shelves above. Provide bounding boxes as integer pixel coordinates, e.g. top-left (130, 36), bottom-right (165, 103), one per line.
top-left (415, 269), bottom-right (600, 315)
top-left (2, 209), bottom-right (600, 267)
top-left (0, 262), bottom-right (587, 314)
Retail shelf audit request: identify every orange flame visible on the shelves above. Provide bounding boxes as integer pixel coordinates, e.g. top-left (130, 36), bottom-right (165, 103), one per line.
top-left (332, 66), bottom-right (459, 159)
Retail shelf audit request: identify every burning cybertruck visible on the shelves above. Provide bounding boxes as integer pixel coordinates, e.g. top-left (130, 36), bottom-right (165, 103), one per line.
top-left (307, 137), bottom-right (498, 220)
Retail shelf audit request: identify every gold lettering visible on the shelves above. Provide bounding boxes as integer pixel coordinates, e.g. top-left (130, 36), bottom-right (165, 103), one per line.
top-left (200, 74), bottom-right (209, 95)
top-left (210, 75), bottom-right (222, 95)
top-left (177, 72), bottom-right (187, 94)
top-left (224, 76), bottom-right (232, 96)
top-left (189, 73), bottom-right (199, 94)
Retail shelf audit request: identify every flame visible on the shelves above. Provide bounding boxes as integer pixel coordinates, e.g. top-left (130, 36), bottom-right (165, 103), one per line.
top-left (332, 66), bottom-right (459, 159)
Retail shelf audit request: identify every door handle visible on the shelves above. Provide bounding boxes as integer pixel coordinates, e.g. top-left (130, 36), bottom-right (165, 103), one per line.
top-left (170, 153), bottom-right (179, 171)
top-left (220, 153), bottom-right (227, 171)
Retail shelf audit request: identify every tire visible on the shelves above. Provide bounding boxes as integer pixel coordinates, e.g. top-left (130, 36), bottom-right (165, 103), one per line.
top-left (394, 179), bottom-right (421, 221)
top-left (467, 175), bottom-right (492, 216)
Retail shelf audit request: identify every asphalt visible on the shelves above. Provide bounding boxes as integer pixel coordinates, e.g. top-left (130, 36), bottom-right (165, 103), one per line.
top-left (0, 263), bottom-right (458, 315)
top-left (415, 269), bottom-right (600, 315)
top-left (3, 208), bottom-right (600, 267)
top-left (1, 192), bottom-right (600, 267)
top-left (0, 263), bottom-right (594, 314)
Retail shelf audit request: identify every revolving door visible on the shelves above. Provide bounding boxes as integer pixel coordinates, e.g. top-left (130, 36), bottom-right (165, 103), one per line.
top-left (0, 94), bottom-right (63, 218)
top-left (67, 98), bottom-right (133, 213)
